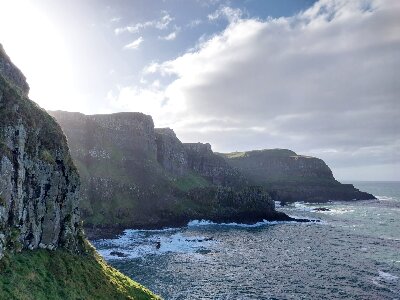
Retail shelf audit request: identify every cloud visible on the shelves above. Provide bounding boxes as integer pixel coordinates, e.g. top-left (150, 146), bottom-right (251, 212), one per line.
top-left (115, 12), bottom-right (173, 35)
top-left (123, 36), bottom-right (144, 49)
top-left (113, 0), bottom-right (400, 179)
top-left (107, 84), bottom-right (186, 124)
top-left (187, 19), bottom-right (202, 28)
top-left (159, 30), bottom-right (179, 41)
top-left (110, 17), bottom-right (121, 23)
top-left (208, 6), bottom-right (243, 22)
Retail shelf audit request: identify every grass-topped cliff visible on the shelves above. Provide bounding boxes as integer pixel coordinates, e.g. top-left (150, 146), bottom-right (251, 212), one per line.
top-left (0, 43), bottom-right (158, 299)
top-left (219, 149), bottom-right (375, 202)
top-left (49, 111), bottom-right (291, 230)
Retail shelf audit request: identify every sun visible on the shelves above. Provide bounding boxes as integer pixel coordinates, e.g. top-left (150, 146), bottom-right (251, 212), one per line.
top-left (0, 0), bottom-right (85, 112)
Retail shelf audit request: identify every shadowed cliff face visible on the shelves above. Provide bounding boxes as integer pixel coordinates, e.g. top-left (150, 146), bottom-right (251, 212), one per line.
top-left (155, 128), bottom-right (188, 176)
top-left (0, 44), bottom-right (29, 96)
top-left (220, 149), bottom-right (375, 202)
top-left (49, 111), bottom-right (283, 229)
top-left (0, 44), bottom-right (84, 259)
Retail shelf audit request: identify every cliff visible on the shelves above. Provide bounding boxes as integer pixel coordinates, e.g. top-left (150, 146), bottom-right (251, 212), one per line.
top-left (49, 111), bottom-right (289, 230)
top-left (220, 149), bottom-right (375, 202)
top-left (183, 142), bottom-right (245, 186)
top-left (0, 46), bottom-right (84, 258)
top-left (0, 44), bottom-right (158, 299)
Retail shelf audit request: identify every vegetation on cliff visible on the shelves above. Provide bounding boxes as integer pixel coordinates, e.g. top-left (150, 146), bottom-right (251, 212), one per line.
top-left (220, 149), bottom-right (375, 202)
top-left (49, 111), bottom-right (287, 230)
top-left (0, 43), bottom-right (158, 299)
top-left (0, 243), bottom-right (159, 300)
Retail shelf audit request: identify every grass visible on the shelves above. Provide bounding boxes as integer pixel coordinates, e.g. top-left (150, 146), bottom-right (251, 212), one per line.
top-left (222, 149), bottom-right (298, 159)
top-left (0, 243), bottom-right (160, 300)
top-left (40, 149), bottom-right (56, 165)
top-left (173, 172), bottom-right (211, 192)
top-left (221, 151), bottom-right (247, 159)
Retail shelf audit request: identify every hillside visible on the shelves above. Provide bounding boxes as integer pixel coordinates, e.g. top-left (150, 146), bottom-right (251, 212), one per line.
top-left (0, 43), bottom-right (159, 299)
top-left (220, 149), bottom-right (375, 202)
top-left (49, 111), bottom-right (291, 230)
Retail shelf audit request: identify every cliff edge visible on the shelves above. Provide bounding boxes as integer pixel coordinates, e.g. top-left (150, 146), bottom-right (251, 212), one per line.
top-left (220, 149), bottom-right (375, 202)
top-left (0, 44), bottom-right (158, 299)
top-left (0, 44), bottom-right (84, 258)
top-left (49, 111), bottom-right (290, 230)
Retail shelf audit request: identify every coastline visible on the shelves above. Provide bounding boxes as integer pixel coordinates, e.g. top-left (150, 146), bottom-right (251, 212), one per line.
top-left (84, 211), bottom-right (313, 240)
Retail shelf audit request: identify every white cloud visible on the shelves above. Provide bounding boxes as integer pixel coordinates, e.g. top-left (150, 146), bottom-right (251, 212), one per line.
top-left (187, 19), bottom-right (202, 28)
top-left (159, 30), bottom-right (178, 41)
top-left (208, 6), bottom-right (243, 22)
top-left (110, 17), bottom-right (121, 23)
top-left (115, 12), bottom-right (173, 35)
top-left (113, 0), bottom-right (400, 179)
top-left (123, 36), bottom-right (144, 49)
top-left (107, 84), bottom-right (185, 126)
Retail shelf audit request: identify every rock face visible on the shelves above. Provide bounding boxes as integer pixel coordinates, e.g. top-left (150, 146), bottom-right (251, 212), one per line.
top-left (0, 44), bottom-right (84, 259)
top-left (183, 143), bottom-right (245, 186)
top-left (49, 111), bottom-right (286, 229)
top-left (155, 128), bottom-right (188, 176)
top-left (0, 44), bottom-right (29, 96)
top-left (220, 149), bottom-right (375, 202)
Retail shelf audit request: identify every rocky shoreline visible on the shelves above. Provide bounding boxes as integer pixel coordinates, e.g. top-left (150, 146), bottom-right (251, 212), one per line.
top-left (84, 211), bottom-right (313, 240)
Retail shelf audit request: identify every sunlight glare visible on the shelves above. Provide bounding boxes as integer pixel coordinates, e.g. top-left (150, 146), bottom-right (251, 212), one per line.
top-left (0, 0), bottom-right (84, 112)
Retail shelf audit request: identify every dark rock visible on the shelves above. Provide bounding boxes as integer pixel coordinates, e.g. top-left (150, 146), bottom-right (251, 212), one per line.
top-left (313, 207), bottom-right (331, 212)
top-left (183, 142), bottom-right (245, 186)
top-left (0, 44), bottom-right (84, 259)
top-left (155, 128), bottom-right (188, 176)
top-left (0, 44), bottom-right (29, 95)
top-left (110, 251), bottom-right (128, 257)
top-left (219, 149), bottom-right (375, 203)
top-left (49, 111), bottom-right (287, 230)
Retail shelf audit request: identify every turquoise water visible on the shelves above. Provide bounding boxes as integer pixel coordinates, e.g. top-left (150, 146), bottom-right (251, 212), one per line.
top-left (92, 182), bottom-right (400, 299)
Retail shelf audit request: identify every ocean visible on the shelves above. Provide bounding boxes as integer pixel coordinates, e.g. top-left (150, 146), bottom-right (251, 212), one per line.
top-left (92, 181), bottom-right (400, 299)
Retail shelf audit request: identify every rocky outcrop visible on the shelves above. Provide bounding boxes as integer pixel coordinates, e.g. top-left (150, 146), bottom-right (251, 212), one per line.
top-left (0, 44), bottom-right (84, 259)
top-left (0, 44), bottom-right (29, 96)
top-left (220, 149), bottom-right (375, 202)
top-left (155, 128), bottom-right (188, 176)
top-left (51, 111), bottom-right (157, 162)
top-left (184, 143), bottom-right (245, 186)
top-left (49, 111), bottom-right (286, 230)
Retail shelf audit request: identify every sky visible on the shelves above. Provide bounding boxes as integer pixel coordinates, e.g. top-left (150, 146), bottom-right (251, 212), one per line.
top-left (0, 0), bottom-right (399, 181)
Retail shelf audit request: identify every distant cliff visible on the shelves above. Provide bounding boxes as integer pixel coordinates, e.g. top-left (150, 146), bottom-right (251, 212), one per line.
top-left (219, 149), bottom-right (375, 202)
top-left (0, 44), bottom-right (158, 299)
top-left (49, 111), bottom-right (289, 230)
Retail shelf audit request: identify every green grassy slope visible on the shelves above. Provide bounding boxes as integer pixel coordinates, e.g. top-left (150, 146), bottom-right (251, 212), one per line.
top-left (0, 244), bottom-right (159, 300)
top-left (220, 149), bottom-right (375, 202)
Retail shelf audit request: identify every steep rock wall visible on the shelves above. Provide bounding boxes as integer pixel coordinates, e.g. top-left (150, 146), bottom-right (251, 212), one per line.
top-left (50, 112), bottom-right (282, 229)
top-left (221, 149), bottom-right (375, 202)
top-left (183, 142), bottom-right (245, 186)
top-left (0, 45), bottom-right (84, 259)
top-left (0, 44), bottom-right (29, 96)
top-left (49, 111), bottom-right (168, 227)
top-left (155, 128), bottom-right (188, 176)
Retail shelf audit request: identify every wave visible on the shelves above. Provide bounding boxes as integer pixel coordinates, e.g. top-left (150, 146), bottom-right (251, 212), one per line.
top-left (378, 271), bottom-right (399, 282)
top-left (94, 232), bottom-right (217, 260)
top-left (187, 218), bottom-right (320, 228)
top-left (376, 196), bottom-right (394, 201)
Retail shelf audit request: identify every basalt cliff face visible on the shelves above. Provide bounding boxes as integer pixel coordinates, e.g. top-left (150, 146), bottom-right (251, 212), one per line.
top-left (0, 44), bottom-right (158, 300)
top-left (0, 44), bottom-right (84, 259)
top-left (50, 111), bottom-right (287, 230)
top-left (220, 149), bottom-right (375, 202)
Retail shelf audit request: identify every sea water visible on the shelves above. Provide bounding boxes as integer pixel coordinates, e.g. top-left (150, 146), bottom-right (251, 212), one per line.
top-left (92, 181), bottom-right (400, 299)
